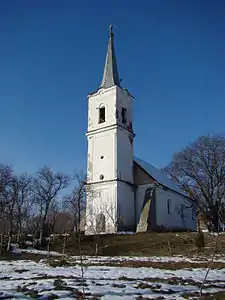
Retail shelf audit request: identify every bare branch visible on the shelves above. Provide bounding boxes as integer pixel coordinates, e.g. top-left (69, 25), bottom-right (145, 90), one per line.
top-left (33, 166), bottom-right (70, 243)
top-left (164, 134), bottom-right (225, 231)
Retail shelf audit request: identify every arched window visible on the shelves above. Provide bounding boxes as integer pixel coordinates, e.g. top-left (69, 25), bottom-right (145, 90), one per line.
top-left (99, 106), bottom-right (105, 123)
top-left (167, 199), bottom-right (172, 215)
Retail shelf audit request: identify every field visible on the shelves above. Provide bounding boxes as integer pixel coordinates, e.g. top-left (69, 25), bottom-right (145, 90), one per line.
top-left (1, 232), bottom-right (225, 299)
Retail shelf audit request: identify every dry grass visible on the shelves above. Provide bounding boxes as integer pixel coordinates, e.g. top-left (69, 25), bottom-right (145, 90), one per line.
top-left (94, 260), bottom-right (225, 270)
top-left (50, 232), bottom-right (225, 257)
top-left (1, 232), bottom-right (225, 262)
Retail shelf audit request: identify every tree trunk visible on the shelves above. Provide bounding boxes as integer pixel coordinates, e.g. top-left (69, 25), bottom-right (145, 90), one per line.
top-left (95, 234), bottom-right (98, 256)
top-left (39, 213), bottom-right (48, 245)
top-left (78, 232), bottom-right (86, 297)
top-left (7, 236), bottom-right (11, 252)
top-left (39, 227), bottom-right (43, 245)
top-left (9, 213), bottom-right (14, 238)
top-left (47, 239), bottom-right (50, 261)
top-left (17, 221), bottom-right (22, 243)
top-left (211, 212), bottom-right (220, 232)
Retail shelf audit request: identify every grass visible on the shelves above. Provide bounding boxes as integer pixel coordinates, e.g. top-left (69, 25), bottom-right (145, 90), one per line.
top-left (49, 232), bottom-right (225, 257)
top-left (1, 231), bottom-right (225, 262)
top-left (181, 291), bottom-right (225, 300)
top-left (87, 260), bottom-right (225, 269)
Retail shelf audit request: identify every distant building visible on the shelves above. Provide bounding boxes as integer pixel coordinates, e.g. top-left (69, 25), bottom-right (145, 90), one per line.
top-left (85, 26), bottom-right (197, 235)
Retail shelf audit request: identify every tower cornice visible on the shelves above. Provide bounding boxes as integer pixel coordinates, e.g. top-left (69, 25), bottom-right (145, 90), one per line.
top-left (88, 85), bottom-right (134, 99)
top-left (86, 123), bottom-right (135, 137)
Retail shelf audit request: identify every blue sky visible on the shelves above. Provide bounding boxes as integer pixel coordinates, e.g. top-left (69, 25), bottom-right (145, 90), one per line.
top-left (0, 0), bottom-right (225, 176)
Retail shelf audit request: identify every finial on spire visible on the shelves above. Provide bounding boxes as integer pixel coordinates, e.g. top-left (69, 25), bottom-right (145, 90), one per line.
top-left (109, 24), bottom-right (113, 37)
top-left (100, 25), bottom-right (120, 89)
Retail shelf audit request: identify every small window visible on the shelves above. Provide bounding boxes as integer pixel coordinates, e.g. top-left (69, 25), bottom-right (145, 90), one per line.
top-left (122, 107), bottom-right (127, 124)
top-left (99, 107), bottom-right (105, 123)
top-left (192, 207), bottom-right (196, 220)
top-left (181, 204), bottom-right (185, 219)
top-left (167, 199), bottom-right (171, 215)
top-left (100, 156), bottom-right (104, 159)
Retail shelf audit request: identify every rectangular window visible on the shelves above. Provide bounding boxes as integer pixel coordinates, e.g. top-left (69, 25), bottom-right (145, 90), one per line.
top-left (122, 107), bottom-right (127, 124)
top-left (167, 199), bottom-right (171, 215)
top-left (99, 107), bottom-right (105, 123)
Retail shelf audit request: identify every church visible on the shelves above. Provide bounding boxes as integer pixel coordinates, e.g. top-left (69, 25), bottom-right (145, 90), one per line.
top-left (85, 26), bottom-right (196, 235)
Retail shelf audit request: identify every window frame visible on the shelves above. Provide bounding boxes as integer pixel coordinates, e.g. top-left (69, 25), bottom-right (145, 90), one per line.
top-left (192, 206), bottom-right (196, 220)
top-left (181, 204), bottom-right (185, 219)
top-left (122, 107), bottom-right (127, 124)
top-left (167, 199), bottom-right (172, 215)
top-left (99, 106), bottom-right (105, 123)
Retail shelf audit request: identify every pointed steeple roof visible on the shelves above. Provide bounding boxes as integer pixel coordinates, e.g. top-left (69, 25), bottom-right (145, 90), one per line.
top-left (100, 25), bottom-right (120, 89)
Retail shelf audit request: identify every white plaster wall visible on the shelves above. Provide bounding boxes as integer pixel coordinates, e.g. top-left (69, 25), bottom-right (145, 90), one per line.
top-left (155, 188), bottom-right (196, 231)
top-left (85, 181), bottom-right (117, 235)
top-left (85, 180), bottom-right (135, 235)
top-left (86, 86), bottom-right (135, 234)
top-left (117, 181), bottom-right (135, 230)
top-left (135, 184), bottom-right (155, 224)
top-left (116, 88), bottom-right (133, 127)
top-left (88, 87), bottom-right (117, 132)
top-left (89, 129), bottom-right (116, 182)
top-left (117, 128), bottom-right (133, 184)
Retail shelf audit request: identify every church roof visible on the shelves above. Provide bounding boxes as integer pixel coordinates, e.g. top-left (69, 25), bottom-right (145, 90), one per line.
top-left (100, 25), bottom-right (121, 89)
top-left (134, 157), bottom-right (188, 198)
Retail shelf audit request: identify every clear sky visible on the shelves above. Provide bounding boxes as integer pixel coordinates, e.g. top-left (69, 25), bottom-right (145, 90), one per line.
top-left (0, 0), bottom-right (224, 176)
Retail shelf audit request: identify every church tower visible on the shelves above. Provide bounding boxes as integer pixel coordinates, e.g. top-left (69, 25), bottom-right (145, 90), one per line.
top-left (85, 25), bottom-right (135, 235)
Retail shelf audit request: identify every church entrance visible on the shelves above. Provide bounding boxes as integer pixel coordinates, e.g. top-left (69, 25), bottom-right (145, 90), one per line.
top-left (96, 213), bottom-right (106, 232)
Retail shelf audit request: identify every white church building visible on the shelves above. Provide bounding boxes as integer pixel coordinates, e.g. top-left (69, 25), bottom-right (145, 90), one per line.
top-left (85, 25), bottom-right (196, 235)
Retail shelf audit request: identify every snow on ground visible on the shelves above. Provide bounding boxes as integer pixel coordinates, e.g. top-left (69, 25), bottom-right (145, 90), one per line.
top-left (21, 247), bottom-right (62, 257)
top-left (18, 246), bottom-right (225, 264)
top-left (0, 258), bottom-right (225, 299)
top-left (70, 254), bottom-right (225, 265)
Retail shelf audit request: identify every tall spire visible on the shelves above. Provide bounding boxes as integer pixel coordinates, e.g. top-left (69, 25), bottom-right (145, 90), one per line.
top-left (100, 25), bottom-right (120, 89)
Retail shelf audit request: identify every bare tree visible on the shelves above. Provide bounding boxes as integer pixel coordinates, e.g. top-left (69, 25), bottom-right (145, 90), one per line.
top-left (14, 174), bottom-right (33, 240)
top-left (6, 174), bottom-right (34, 240)
top-left (0, 165), bottom-right (13, 194)
top-left (86, 194), bottom-right (119, 255)
top-left (5, 177), bottom-right (17, 238)
top-left (0, 165), bottom-right (13, 252)
top-left (46, 201), bottom-right (60, 235)
top-left (104, 202), bottom-right (124, 233)
top-left (0, 168), bottom-right (34, 242)
top-left (33, 166), bottom-right (70, 244)
top-left (64, 171), bottom-right (86, 235)
top-left (85, 191), bottom-right (102, 255)
top-left (164, 134), bottom-right (225, 231)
